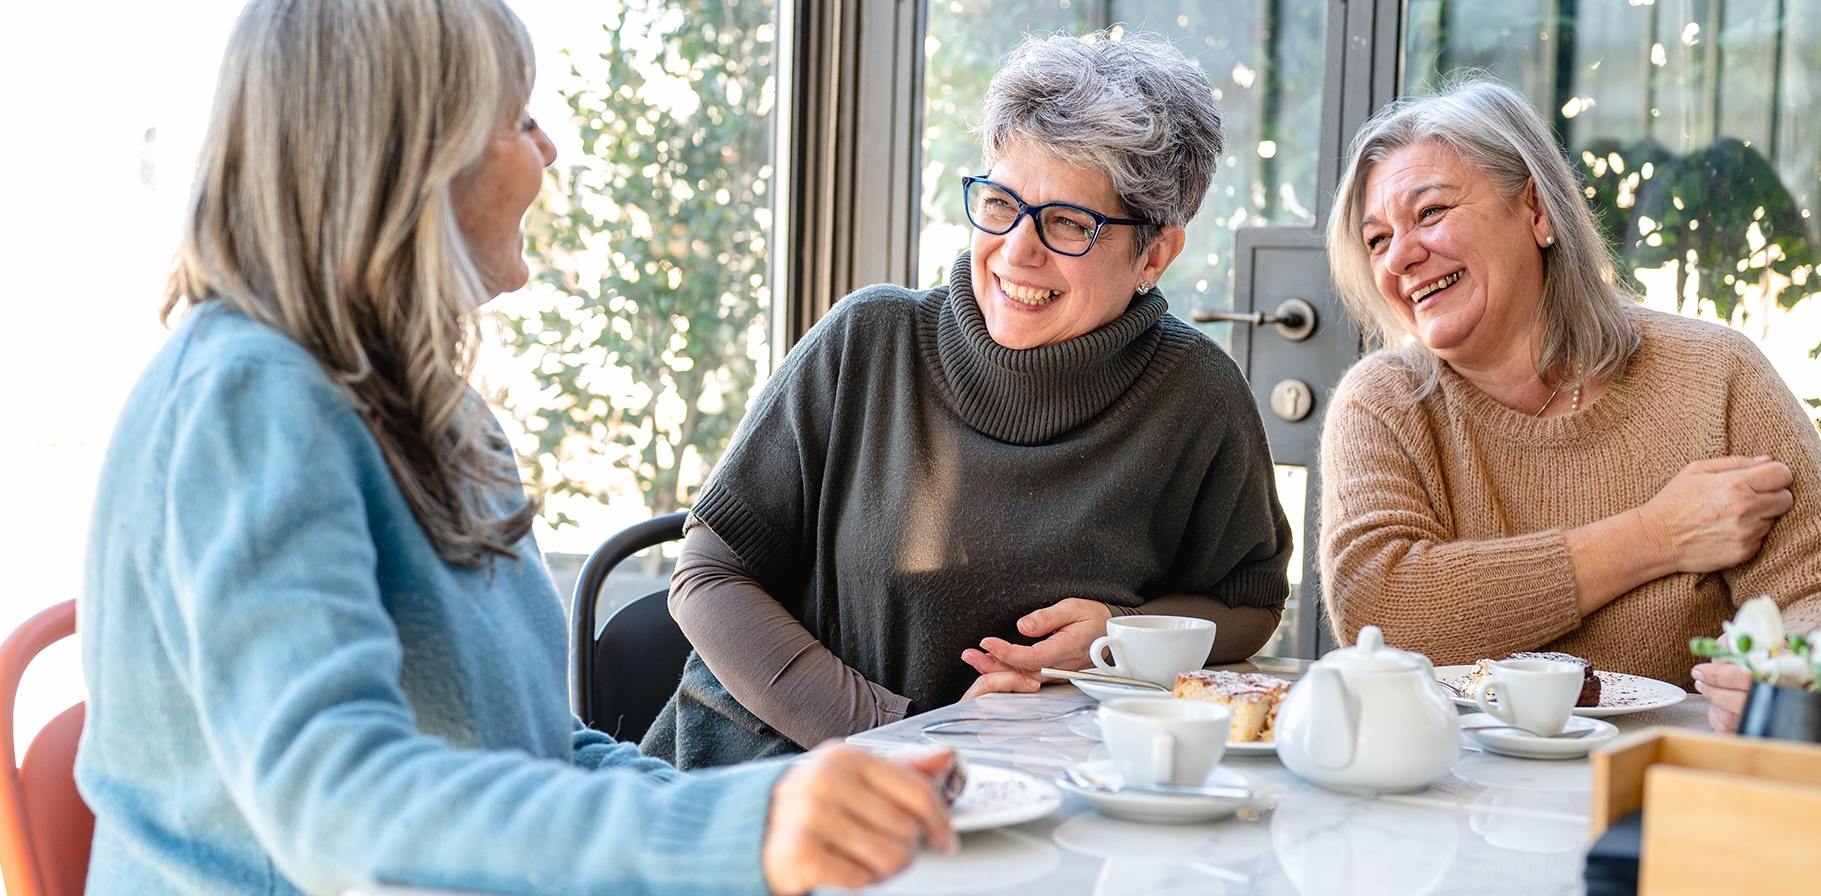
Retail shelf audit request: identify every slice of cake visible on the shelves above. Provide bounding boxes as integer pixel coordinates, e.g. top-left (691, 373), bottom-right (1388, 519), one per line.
top-left (1173, 670), bottom-right (1291, 742)
top-left (1461, 651), bottom-right (1602, 707)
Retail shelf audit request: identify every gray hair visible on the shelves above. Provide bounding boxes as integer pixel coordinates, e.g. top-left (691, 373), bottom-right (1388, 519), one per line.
top-left (1326, 79), bottom-right (1637, 394)
top-left (976, 30), bottom-right (1225, 259)
top-left (165, 0), bottom-right (537, 568)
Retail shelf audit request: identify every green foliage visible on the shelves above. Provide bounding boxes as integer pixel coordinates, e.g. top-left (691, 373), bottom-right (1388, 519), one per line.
top-left (1582, 138), bottom-right (1819, 323)
top-left (499, 0), bottom-right (774, 522)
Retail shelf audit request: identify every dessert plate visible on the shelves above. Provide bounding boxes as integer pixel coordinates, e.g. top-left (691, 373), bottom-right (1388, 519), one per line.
top-left (1057, 759), bottom-right (1257, 824)
top-left (949, 763), bottom-right (1064, 832)
top-left (1434, 665), bottom-right (1687, 718)
top-left (1459, 712), bottom-right (1619, 759)
top-left (1068, 668), bottom-right (1174, 703)
top-left (1068, 714), bottom-right (1277, 755)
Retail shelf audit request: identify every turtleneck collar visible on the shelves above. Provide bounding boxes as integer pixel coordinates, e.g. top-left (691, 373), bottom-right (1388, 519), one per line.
top-left (928, 252), bottom-right (1172, 445)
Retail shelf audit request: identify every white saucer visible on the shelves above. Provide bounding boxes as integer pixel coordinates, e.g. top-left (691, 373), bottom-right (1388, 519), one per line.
top-left (1067, 714), bottom-right (1277, 755)
top-left (949, 764), bottom-right (1063, 831)
top-left (1459, 712), bottom-right (1619, 759)
top-left (1056, 759), bottom-right (1257, 824)
top-left (1068, 670), bottom-right (1174, 703)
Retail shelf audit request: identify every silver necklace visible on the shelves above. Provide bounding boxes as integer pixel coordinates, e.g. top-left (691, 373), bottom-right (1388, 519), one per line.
top-left (1533, 384), bottom-right (1563, 418)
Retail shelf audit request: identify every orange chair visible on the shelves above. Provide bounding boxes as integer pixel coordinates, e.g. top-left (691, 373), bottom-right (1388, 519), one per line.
top-left (0, 601), bottom-right (92, 896)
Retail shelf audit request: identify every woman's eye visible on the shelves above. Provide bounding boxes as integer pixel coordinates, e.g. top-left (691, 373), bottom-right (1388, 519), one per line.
top-left (1365, 234), bottom-right (1388, 251)
top-left (521, 117), bottom-right (539, 133)
top-left (1418, 205), bottom-right (1446, 221)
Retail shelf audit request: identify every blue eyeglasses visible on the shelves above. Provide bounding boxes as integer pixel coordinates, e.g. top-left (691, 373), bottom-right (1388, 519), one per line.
top-left (960, 175), bottom-right (1157, 257)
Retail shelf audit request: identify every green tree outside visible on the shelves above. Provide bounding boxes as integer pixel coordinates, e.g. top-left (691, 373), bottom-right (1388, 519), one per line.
top-left (498, 0), bottom-right (776, 530)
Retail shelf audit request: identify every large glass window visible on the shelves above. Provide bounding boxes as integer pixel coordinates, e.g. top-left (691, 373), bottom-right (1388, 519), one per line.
top-left (1404, 0), bottom-right (1821, 415)
top-left (485, 0), bottom-right (779, 602)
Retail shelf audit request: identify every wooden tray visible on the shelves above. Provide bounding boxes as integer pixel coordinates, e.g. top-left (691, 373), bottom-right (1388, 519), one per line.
top-left (1591, 727), bottom-right (1821, 896)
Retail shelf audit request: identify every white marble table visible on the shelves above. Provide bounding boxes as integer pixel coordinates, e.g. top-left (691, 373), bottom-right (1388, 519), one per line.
top-left (842, 658), bottom-right (1709, 896)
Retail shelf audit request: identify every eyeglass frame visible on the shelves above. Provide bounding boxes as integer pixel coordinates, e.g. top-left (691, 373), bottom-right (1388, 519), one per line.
top-left (959, 175), bottom-right (1159, 258)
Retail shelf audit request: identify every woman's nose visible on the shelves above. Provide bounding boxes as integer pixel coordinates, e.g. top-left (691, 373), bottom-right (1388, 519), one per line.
top-left (1002, 213), bottom-right (1048, 265)
top-left (536, 125), bottom-right (557, 166)
top-left (1382, 229), bottom-right (1424, 274)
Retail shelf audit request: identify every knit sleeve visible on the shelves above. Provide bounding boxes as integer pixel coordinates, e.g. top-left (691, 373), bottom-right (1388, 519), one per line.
top-left (1160, 343), bottom-right (1294, 611)
top-left (688, 309), bottom-right (845, 594)
top-left (1716, 339), bottom-right (1821, 628)
top-left (1318, 368), bottom-right (1581, 664)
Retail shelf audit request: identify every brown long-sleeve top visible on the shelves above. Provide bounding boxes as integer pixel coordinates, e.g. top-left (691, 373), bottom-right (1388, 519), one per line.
top-left (1320, 306), bottom-right (1821, 686)
top-left (670, 523), bottom-right (1284, 749)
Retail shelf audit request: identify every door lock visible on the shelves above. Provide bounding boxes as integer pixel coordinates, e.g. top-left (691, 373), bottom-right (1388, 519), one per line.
top-left (1269, 379), bottom-right (1315, 422)
top-left (1191, 298), bottom-right (1318, 342)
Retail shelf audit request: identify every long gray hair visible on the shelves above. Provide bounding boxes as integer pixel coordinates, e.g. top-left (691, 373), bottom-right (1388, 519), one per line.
top-left (1326, 79), bottom-right (1637, 393)
top-left (164, 0), bottom-right (537, 567)
top-left (975, 30), bottom-right (1225, 260)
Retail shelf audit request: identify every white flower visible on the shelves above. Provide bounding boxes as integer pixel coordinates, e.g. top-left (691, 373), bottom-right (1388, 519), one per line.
top-left (1748, 649), bottom-right (1817, 687)
top-left (1723, 596), bottom-right (1785, 654)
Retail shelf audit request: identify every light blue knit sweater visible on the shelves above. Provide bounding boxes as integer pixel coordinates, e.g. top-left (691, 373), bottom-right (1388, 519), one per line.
top-left (77, 304), bottom-right (783, 896)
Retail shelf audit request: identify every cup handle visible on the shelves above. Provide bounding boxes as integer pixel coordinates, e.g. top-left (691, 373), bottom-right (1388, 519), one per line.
top-left (1473, 678), bottom-right (1513, 724)
top-left (1090, 636), bottom-right (1124, 675)
top-left (1151, 732), bottom-right (1175, 785)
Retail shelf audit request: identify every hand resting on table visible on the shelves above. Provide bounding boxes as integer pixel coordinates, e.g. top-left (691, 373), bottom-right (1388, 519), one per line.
top-left (959, 598), bottom-right (1113, 700)
top-left (763, 745), bottom-right (957, 895)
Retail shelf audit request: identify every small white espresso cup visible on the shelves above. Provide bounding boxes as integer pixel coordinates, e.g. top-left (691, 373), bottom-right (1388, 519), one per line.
top-left (1089, 615), bottom-right (1217, 686)
top-left (1099, 698), bottom-right (1231, 786)
top-left (1472, 659), bottom-right (1583, 735)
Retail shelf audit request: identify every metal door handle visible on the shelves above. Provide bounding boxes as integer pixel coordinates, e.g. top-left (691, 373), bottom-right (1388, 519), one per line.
top-left (1191, 298), bottom-right (1317, 342)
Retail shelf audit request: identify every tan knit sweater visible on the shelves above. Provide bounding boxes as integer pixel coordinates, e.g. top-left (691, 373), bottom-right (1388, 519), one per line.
top-left (1320, 306), bottom-right (1821, 686)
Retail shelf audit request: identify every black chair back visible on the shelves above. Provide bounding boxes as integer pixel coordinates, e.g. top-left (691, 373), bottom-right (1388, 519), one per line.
top-left (570, 512), bottom-right (690, 742)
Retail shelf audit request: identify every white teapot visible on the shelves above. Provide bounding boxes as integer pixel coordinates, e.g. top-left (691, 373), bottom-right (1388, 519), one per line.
top-left (1276, 625), bottom-right (1460, 794)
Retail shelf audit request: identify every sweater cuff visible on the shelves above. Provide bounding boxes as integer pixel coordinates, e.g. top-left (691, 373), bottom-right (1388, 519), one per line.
top-left (870, 680), bottom-right (914, 725)
top-left (690, 484), bottom-right (791, 587)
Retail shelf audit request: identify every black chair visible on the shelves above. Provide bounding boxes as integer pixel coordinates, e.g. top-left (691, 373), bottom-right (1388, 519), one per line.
top-left (570, 511), bottom-right (692, 742)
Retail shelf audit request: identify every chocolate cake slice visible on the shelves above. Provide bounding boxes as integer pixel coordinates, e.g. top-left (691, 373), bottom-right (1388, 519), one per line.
top-left (1505, 651), bottom-right (1601, 707)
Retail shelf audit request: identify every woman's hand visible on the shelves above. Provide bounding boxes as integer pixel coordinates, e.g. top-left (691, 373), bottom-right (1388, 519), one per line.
top-left (958, 598), bottom-right (1114, 699)
top-left (762, 745), bottom-right (956, 896)
top-left (1691, 661), bottom-right (1755, 734)
top-left (1640, 456), bottom-right (1793, 574)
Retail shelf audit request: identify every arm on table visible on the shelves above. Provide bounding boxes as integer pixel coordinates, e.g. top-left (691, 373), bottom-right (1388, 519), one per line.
top-left (669, 524), bottom-right (913, 748)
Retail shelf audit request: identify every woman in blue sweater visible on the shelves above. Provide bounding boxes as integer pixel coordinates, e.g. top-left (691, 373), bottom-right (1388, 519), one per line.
top-left (75, 0), bottom-right (951, 893)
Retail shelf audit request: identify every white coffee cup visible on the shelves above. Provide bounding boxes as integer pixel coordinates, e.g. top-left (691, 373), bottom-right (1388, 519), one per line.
top-left (1089, 616), bottom-right (1217, 686)
top-left (1098, 698), bottom-right (1231, 786)
top-left (1472, 659), bottom-right (1583, 735)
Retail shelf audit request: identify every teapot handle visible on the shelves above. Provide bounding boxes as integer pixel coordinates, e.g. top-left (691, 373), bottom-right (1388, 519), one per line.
top-left (1303, 665), bottom-right (1357, 770)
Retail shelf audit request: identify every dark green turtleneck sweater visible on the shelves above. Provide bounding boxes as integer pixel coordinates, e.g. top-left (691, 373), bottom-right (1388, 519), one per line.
top-left (642, 259), bottom-right (1292, 767)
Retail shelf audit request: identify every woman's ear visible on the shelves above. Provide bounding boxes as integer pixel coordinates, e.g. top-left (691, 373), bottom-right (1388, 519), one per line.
top-left (1520, 177), bottom-right (1555, 247)
top-left (1140, 224), bottom-right (1188, 285)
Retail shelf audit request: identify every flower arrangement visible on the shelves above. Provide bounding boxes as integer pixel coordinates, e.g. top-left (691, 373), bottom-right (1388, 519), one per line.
top-left (1690, 596), bottom-right (1821, 691)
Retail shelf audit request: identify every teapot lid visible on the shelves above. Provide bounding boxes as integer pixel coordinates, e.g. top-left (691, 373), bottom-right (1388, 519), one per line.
top-left (1320, 625), bottom-right (1431, 673)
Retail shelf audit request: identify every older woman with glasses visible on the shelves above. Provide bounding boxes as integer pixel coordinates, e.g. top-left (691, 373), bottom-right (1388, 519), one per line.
top-left (644, 32), bottom-right (1293, 769)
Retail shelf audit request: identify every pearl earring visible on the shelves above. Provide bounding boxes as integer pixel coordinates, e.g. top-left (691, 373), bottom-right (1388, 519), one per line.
top-left (1544, 235), bottom-right (1556, 247)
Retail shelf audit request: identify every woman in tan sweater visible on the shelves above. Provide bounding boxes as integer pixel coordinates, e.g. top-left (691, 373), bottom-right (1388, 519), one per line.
top-left (1318, 80), bottom-right (1821, 734)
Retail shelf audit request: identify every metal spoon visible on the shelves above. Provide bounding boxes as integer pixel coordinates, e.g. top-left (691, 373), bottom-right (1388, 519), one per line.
top-left (920, 704), bottom-right (1095, 735)
top-left (1461, 723), bottom-right (1596, 739)
top-left (1039, 667), bottom-right (1171, 692)
top-left (1061, 766), bottom-right (1251, 800)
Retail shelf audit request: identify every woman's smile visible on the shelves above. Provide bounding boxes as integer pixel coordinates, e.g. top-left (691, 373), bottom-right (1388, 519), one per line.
top-left (996, 273), bottom-right (1062, 307)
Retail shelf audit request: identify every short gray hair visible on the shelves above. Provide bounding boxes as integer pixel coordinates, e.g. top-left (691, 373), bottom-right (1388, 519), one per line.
top-left (1326, 79), bottom-right (1637, 393)
top-left (976, 30), bottom-right (1225, 259)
